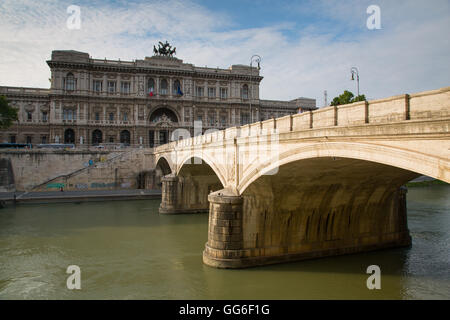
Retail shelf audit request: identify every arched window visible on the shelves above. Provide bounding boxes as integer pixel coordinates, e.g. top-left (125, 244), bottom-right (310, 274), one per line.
top-left (173, 79), bottom-right (181, 95)
top-left (160, 79), bottom-right (168, 95)
top-left (148, 78), bottom-right (155, 94)
top-left (92, 129), bottom-right (102, 145)
top-left (66, 73), bottom-right (75, 91)
top-left (64, 128), bottom-right (75, 144)
top-left (241, 84), bottom-right (249, 99)
top-left (120, 130), bottom-right (130, 145)
top-left (149, 108), bottom-right (178, 123)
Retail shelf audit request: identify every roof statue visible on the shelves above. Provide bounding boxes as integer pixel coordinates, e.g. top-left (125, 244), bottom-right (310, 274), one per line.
top-left (153, 41), bottom-right (176, 57)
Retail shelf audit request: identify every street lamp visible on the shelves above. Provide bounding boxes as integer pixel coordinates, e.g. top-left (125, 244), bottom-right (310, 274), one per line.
top-left (250, 55), bottom-right (261, 124)
top-left (351, 67), bottom-right (360, 97)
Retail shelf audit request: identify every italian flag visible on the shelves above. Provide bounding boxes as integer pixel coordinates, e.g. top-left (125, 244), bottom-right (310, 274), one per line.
top-left (149, 88), bottom-right (154, 97)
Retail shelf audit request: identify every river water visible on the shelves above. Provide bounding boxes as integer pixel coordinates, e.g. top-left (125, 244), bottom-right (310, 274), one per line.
top-left (0, 185), bottom-right (449, 300)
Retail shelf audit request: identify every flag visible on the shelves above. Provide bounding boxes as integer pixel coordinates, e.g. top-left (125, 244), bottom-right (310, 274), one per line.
top-left (177, 86), bottom-right (183, 96)
top-left (149, 88), bottom-right (154, 97)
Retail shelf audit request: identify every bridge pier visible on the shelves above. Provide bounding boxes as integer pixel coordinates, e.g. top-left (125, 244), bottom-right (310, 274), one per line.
top-left (203, 184), bottom-right (412, 269)
top-left (159, 172), bottom-right (221, 214)
top-left (159, 174), bottom-right (180, 214)
top-left (203, 189), bottom-right (246, 268)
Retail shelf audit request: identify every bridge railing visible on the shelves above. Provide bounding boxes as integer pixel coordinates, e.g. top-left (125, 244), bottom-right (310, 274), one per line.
top-left (155, 86), bottom-right (449, 151)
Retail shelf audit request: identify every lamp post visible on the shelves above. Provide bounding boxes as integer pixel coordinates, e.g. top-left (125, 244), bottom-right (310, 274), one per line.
top-left (250, 55), bottom-right (261, 124)
top-left (351, 67), bottom-right (360, 97)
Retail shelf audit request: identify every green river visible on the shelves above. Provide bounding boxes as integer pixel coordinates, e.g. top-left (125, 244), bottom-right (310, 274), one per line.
top-left (0, 185), bottom-right (449, 299)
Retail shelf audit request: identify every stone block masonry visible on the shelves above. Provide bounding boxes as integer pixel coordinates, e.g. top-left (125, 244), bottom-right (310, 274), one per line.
top-left (0, 149), bottom-right (156, 192)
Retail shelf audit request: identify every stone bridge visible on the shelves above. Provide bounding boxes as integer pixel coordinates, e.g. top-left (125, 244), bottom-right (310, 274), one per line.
top-left (154, 87), bottom-right (450, 268)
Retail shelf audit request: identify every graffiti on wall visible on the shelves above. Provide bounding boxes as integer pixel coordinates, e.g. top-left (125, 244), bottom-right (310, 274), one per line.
top-left (47, 183), bottom-right (65, 189)
top-left (90, 182), bottom-right (116, 188)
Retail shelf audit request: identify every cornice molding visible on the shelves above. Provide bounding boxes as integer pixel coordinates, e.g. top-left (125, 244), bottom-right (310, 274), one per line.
top-left (47, 61), bottom-right (264, 82)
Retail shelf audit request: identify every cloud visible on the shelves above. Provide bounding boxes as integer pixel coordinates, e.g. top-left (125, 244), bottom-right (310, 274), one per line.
top-left (0, 0), bottom-right (448, 106)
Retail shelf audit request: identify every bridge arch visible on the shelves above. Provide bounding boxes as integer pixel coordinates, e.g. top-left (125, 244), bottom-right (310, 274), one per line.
top-left (238, 141), bottom-right (449, 194)
top-left (232, 153), bottom-right (420, 268)
top-left (176, 153), bottom-right (227, 189)
top-left (155, 155), bottom-right (173, 176)
top-left (159, 155), bottom-right (224, 214)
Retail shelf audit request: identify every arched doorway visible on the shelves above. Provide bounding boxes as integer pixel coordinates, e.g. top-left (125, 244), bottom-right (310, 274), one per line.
top-left (92, 129), bottom-right (103, 145)
top-left (64, 128), bottom-right (75, 144)
top-left (120, 130), bottom-right (130, 145)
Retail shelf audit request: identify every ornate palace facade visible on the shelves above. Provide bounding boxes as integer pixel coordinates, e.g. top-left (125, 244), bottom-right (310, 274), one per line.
top-left (0, 49), bottom-right (316, 147)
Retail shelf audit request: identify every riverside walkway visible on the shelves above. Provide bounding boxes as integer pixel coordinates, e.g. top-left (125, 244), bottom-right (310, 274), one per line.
top-left (0, 189), bottom-right (161, 205)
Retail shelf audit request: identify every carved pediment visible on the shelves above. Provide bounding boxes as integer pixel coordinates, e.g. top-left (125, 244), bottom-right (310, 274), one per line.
top-left (24, 103), bottom-right (35, 112)
top-left (63, 104), bottom-right (77, 110)
top-left (40, 104), bottom-right (50, 112)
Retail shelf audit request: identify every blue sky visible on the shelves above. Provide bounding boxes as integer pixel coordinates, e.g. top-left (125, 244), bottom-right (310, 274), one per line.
top-left (0, 0), bottom-right (449, 105)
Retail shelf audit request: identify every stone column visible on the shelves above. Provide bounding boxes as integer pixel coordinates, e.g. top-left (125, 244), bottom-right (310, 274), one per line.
top-left (159, 174), bottom-right (179, 214)
top-left (203, 189), bottom-right (245, 268)
top-left (155, 129), bottom-right (159, 146)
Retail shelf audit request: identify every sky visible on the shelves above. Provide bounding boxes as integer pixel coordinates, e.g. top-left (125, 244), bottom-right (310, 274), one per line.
top-left (0, 0), bottom-right (449, 106)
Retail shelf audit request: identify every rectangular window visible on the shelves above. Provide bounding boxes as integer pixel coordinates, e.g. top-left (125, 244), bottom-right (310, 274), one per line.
top-left (109, 113), bottom-right (114, 121)
top-left (149, 130), bottom-right (154, 147)
top-left (66, 77), bottom-right (75, 91)
top-left (95, 112), bottom-right (100, 121)
top-left (123, 112), bottom-right (128, 122)
top-left (41, 136), bottom-right (47, 144)
top-left (63, 109), bottom-right (75, 121)
top-left (159, 131), bottom-right (168, 145)
top-left (26, 136), bottom-right (32, 144)
top-left (208, 87), bottom-right (216, 98)
top-left (197, 115), bottom-right (203, 122)
top-left (121, 82), bottom-right (130, 94)
top-left (208, 113), bottom-right (215, 126)
top-left (241, 112), bottom-right (250, 125)
top-left (10, 135), bottom-right (16, 143)
top-left (108, 81), bottom-right (116, 93)
top-left (93, 80), bottom-right (102, 92)
top-left (42, 112), bottom-right (48, 122)
top-left (241, 86), bottom-right (249, 99)
top-left (27, 111), bottom-right (32, 121)
top-left (220, 88), bottom-right (228, 99)
top-left (196, 87), bottom-right (204, 97)
top-left (220, 114), bottom-right (227, 126)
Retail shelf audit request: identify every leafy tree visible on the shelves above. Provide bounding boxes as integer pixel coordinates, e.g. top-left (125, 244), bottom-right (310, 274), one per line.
top-left (330, 90), bottom-right (366, 106)
top-left (0, 95), bottom-right (18, 129)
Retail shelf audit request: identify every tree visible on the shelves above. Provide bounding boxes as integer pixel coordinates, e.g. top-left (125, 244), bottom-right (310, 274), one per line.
top-left (330, 90), bottom-right (366, 106)
top-left (0, 95), bottom-right (18, 129)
